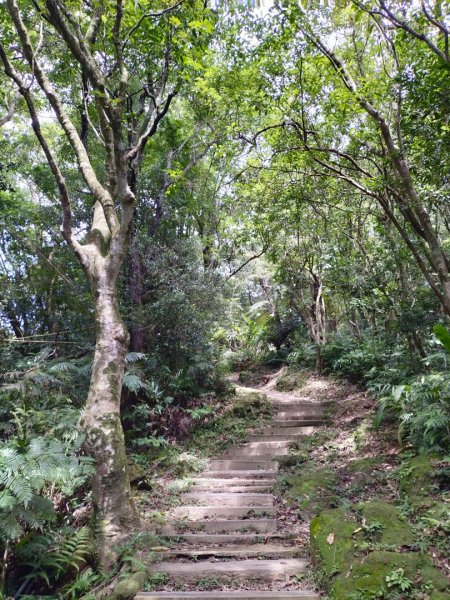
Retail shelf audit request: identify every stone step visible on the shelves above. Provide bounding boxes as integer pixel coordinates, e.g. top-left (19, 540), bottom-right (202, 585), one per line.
top-left (171, 505), bottom-right (277, 520)
top-left (209, 460), bottom-right (279, 471)
top-left (224, 441), bottom-right (291, 455)
top-left (272, 419), bottom-right (330, 427)
top-left (276, 411), bottom-right (325, 419)
top-left (263, 427), bottom-right (317, 436)
top-left (227, 440), bottom-right (292, 449)
top-left (146, 558), bottom-right (308, 583)
top-left (168, 543), bottom-right (299, 559)
top-left (180, 492), bottom-right (274, 506)
top-left (164, 533), bottom-right (286, 544)
top-left (219, 454), bottom-right (287, 462)
top-left (137, 592), bottom-right (319, 599)
top-left (272, 397), bottom-right (323, 404)
top-left (247, 434), bottom-right (305, 442)
top-left (189, 485), bottom-right (274, 493)
top-left (198, 470), bottom-right (278, 479)
top-left (191, 477), bottom-right (275, 486)
top-left (161, 518), bottom-right (277, 533)
top-left (275, 404), bottom-right (324, 417)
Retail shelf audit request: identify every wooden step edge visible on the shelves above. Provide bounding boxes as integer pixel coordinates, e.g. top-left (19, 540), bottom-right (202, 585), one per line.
top-left (157, 518), bottom-right (277, 534)
top-left (146, 557), bottom-right (308, 580)
top-left (201, 470), bottom-right (278, 478)
top-left (161, 532), bottom-right (289, 544)
top-left (171, 506), bottom-right (277, 519)
top-left (166, 544), bottom-right (300, 558)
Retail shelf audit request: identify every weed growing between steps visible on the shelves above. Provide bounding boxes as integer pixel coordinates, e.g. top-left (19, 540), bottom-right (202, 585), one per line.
top-left (273, 371), bottom-right (450, 599)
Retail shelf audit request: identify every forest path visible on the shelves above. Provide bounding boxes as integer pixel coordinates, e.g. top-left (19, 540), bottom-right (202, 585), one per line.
top-left (135, 374), bottom-right (331, 599)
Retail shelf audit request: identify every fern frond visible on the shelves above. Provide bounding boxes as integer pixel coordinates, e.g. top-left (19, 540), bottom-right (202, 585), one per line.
top-left (126, 352), bottom-right (147, 364)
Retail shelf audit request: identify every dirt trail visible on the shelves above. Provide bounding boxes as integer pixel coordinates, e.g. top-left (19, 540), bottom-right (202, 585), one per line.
top-left (135, 374), bottom-right (332, 599)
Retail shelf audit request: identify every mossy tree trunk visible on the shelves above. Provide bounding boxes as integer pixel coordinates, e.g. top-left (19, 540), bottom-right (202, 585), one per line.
top-left (79, 252), bottom-right (139, 563)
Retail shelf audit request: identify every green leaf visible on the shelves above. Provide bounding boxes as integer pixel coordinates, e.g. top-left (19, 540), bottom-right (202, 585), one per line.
top-left (433, 324), bottom-right (450, 354)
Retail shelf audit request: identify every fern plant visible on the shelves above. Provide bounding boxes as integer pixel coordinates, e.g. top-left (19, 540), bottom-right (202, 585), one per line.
top-left (0, 437), bottom-right (94, 542)
top-left (16, 527), bottom-right (92, 589)
top-left (375, 373), bottom-right (450, 452)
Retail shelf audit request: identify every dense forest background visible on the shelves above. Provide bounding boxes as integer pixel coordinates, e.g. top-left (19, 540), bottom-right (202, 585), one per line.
top-left (0, 0), bottom-right (449, 597)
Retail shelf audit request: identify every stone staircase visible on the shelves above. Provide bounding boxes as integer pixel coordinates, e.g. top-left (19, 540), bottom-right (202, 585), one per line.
top-left (136, 386), bottom-right (329, 600)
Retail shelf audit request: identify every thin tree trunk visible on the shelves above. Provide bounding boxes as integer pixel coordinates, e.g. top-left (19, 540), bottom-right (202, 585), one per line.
top-left (129, 243), bottom-right (146, 353)
top-left (315, 345), bottom-right (324, 374)
top-left (78, 272), bottom-right (139, 565)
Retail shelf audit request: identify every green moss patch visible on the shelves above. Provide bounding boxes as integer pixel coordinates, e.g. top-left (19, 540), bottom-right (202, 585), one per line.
top-left (238, 370), bottom-right (253, 385)
top-left (232, 388), bottom-right (272, 418)
top-left (285, 468), bottom-right (336, 516)
top-left (359, 500), bottom-right (414, 546)
top-left (275, 367), bottom-right (308, 392)
top-left (331, 550), bottom-right (449, 599)
top-left (345, 457), bottom-right (383, 474)
top-left (110, 570), bottom-right (149, 599)
top-left (310, 508), bottom-right (357, 578)
top-left (398, 455), bottom-right (441, 500)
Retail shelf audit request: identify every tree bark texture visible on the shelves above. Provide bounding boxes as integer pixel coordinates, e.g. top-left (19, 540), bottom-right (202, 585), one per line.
top-left (79, 264), bottom-right (139, 563)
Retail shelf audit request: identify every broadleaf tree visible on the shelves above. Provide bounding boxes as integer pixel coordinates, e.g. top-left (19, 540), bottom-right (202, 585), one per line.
top-left (0, 0), bottom-right (214, 563)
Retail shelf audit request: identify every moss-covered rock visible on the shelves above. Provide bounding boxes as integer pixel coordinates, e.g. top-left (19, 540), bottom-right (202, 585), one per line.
top-left (331, 550), bottom-right (449, 599)
top-left (310, 508), bottom-right (357, 578)
top-left (238, 370), bottom-right (253, 385)
top-left (286, 468), bottom-right (336, 516)
top-left (398, 454), bottom-right (441, 499)
top-left (110, 570), bottom-right (149, 599)
top-left (232, 388), bottom-right (271, 418)
top-left (430, 593), bottom-right (450, 600)
top-left (275, 368), bottom-right (307, 392)
top-left (127, 460), bottom-right (153, 490)
top-left (279, 451), bottom-right (309, 469)
top-left (359, 500), bottom-right (414, 546)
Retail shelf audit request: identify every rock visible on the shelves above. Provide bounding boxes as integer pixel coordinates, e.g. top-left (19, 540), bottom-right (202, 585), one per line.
top-left (359, 500), bottom-right (415, 546)
top-left (275, 368), bottom-right (307, 392)
top-left (110, 570), bottom-right (149, 599)
top-left (232, 389), bottom-right (272, 418)
top-left (127, 460), bottom-right (153, 490)
top-left (430, 593), bottom-right (450, 600)
top-left (331, 550), bottom-right (449, 599)
top-left (238, 370), bottom-right (253, 385)
top-left (310, 508), bottom-right (356, 578)
top-left (398, 455), bottom-right (441, 500)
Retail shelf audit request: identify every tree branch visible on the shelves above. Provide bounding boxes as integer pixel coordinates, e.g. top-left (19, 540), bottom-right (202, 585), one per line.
top-left (124, 0), bottom-right (185, 46)
top-left (126, 90), bottom-right (177, 162)
top-left (8, 0), bottom-right (119, 235)
top-left (0, 41), bottom-right (85, 265)
top-left (227, 246), bottom-right (269, 279)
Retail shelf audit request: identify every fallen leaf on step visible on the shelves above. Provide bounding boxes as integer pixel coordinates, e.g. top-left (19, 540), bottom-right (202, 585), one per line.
top-left (327, 533), bottom-right (335, 545)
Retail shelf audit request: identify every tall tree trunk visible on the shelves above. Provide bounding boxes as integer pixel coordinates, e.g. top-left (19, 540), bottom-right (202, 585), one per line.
top-left (78, 268), bottom-right (139, 565)
top-left (129, 243), bottom-right (146, 353)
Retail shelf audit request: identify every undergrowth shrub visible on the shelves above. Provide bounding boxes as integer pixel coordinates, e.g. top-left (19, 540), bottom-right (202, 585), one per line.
top-left (321, 334), bottom-right (412, 384)
top-left (289, 329), bottom-right (450, 455)
top-left (374, 373), bottom-right (450, 453)
top-left (0, 351), bottom-right (96, 597)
